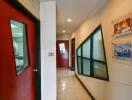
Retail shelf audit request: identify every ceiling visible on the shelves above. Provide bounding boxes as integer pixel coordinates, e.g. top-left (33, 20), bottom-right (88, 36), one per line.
top-left (40, 0), bottom-right (108, 35)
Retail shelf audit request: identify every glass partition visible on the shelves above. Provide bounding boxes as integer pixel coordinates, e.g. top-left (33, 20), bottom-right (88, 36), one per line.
top-left (93, 62), bottom-right (107, 79)
top-left (10, 20), bottom-right (29, 75)
top-left (77, 47), bottom-right (81, 56)
top-left (77, 57), bottom-right (82, 74)
top-left (82, 59), bottom-right (90, 75)
top-left (82, 39), bottom-right (91, 58)
top-left (76, 26), bottom-right (109, 81)
top-left (93, 30), bottom-right (105, 61)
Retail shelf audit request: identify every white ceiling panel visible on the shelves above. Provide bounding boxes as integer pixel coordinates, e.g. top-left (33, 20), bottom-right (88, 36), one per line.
top-left (40, 0), bottom-right (108, 34)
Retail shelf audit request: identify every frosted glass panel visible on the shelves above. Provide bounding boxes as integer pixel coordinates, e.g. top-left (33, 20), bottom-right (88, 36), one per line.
top-left (59, 43), bottom-right (65, 54)
top-left (82, 39), bottom-right (90, 58)
top-left (93, 30), bottom-right (105, 61)
top-left (77, 47), bottom-right (81, 56)
top-left (93, 62), bottom-right (107, 79)
top-left (82, 59), bottom-right (90, 75)
top-left (77, 57), bottom-right (81, 74)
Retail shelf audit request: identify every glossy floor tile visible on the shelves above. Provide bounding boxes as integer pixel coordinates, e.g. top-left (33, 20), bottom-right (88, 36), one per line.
top-left (57, 69), bottom-right (92, 100)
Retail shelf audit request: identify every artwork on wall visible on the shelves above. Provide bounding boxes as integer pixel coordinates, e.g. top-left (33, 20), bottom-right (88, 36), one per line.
top-left (113, 17), bottom-right (132, 38)
top-left (113, 43), bottom-right (132, 60)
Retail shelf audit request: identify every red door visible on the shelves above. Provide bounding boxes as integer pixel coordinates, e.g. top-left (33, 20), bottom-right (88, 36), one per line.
top-left (71, 38), bottom-right (75, 70)
top-left (0, 1), bottom-right (36, 100)
top-left (56, 40), bottom-right (69, 69)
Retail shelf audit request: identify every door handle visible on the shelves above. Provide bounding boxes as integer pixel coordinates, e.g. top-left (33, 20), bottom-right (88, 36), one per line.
top-left (33, 69), bottom-right (38, 72)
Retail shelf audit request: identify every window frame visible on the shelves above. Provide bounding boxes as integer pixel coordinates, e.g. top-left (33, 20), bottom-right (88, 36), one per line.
top-left (76, 25), bottom-right (109, 81)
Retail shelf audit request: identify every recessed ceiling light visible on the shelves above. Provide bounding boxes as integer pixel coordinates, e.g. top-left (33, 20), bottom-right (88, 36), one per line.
top-left (62, 30), bottom-right (66, 33)
top-left (67, 18), bottom-right (72, 22)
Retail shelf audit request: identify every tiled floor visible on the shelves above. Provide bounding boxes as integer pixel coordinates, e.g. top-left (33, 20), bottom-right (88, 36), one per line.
top-left (57, 69), bottom-right (91, 100)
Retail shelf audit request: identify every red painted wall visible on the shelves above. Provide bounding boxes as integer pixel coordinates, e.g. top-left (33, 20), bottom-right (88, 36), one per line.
top-left (0, 1), bottom-right (36, 100)
top-left (56, 40), bottom-right (69, 69)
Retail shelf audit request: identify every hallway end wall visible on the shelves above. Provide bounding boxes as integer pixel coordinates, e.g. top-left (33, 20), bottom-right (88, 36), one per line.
top-left (71, 0), bottom-right (132, 100)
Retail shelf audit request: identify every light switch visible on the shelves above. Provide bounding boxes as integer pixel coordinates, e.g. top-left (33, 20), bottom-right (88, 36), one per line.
top-left (49, 53), bottom-right (54, 56)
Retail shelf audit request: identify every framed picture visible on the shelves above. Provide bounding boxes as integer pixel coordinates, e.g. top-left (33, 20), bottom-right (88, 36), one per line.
top-left (113, 17), bottom-right (132, 38)
top-left (113, 43), bottom-right (132, 60)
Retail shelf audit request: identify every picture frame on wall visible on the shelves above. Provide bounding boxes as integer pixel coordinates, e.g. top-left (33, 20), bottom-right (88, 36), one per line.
top-left (113, 43), bottom-right (132, 60)
top-left (113, 17), bottom-right (132, 38)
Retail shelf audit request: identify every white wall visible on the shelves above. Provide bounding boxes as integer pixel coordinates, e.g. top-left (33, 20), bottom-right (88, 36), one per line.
top-left (57, 34), bottom-right (71, 67)
top-left (40, 2), bottom-right (56, 100)
top-left (57, 34), bottom-right (70, 40)
top-left (71, 0), bottom-right (132, 100)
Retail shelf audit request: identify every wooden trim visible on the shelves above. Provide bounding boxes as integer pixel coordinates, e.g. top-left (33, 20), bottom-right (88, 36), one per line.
top-left (75, 74), bottom-right (95, 100)
top-left (71, 38), bottom-right (75, 70)
top-left (5, 0), bottom-right (41, 100)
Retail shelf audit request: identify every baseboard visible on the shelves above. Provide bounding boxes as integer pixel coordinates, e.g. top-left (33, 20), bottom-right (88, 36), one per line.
top-left (68, 66), bottom-right (75, 71)
top-left (75, 74), bottom-right (95, 100)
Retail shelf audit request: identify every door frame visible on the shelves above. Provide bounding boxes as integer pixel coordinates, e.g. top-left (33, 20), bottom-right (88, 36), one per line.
top-left (6, 0), bottom-right (41, 100)
top-left (71, 38), bottom-right (75, 70)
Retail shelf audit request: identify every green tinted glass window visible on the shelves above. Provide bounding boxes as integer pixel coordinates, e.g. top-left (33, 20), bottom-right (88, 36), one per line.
top-left (77, 57), bottom-right (82, 74)
top-left (93, 30), bottom-right (105, 61)
top-left (76, 26), bottom-right (109, 81)
top-left (77, 47), bottom-right (81, 56)
top-left (93, 62), bottom-right (107, 79)
top-left (82, 39), bottom-right (91, 58)
top-left (82, 59), bottom-right (90, 75)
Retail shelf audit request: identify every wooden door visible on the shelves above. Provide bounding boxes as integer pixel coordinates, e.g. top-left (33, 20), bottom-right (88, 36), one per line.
top-left (56, 40), bottom-right (69, 69)
top-left (0, 1), bottom-right (37, 100)
top-left (71, 38), bottom-right (75, 70)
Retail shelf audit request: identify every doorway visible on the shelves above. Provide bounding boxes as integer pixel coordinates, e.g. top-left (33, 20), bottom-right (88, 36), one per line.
top-left (0, 1), bottom-right (38, 100)
top-left (56, 40), bottom-right (69, 69)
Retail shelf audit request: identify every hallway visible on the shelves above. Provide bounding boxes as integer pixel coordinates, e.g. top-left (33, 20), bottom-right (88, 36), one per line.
top-left (57, 70), bottom-right (91, 100)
